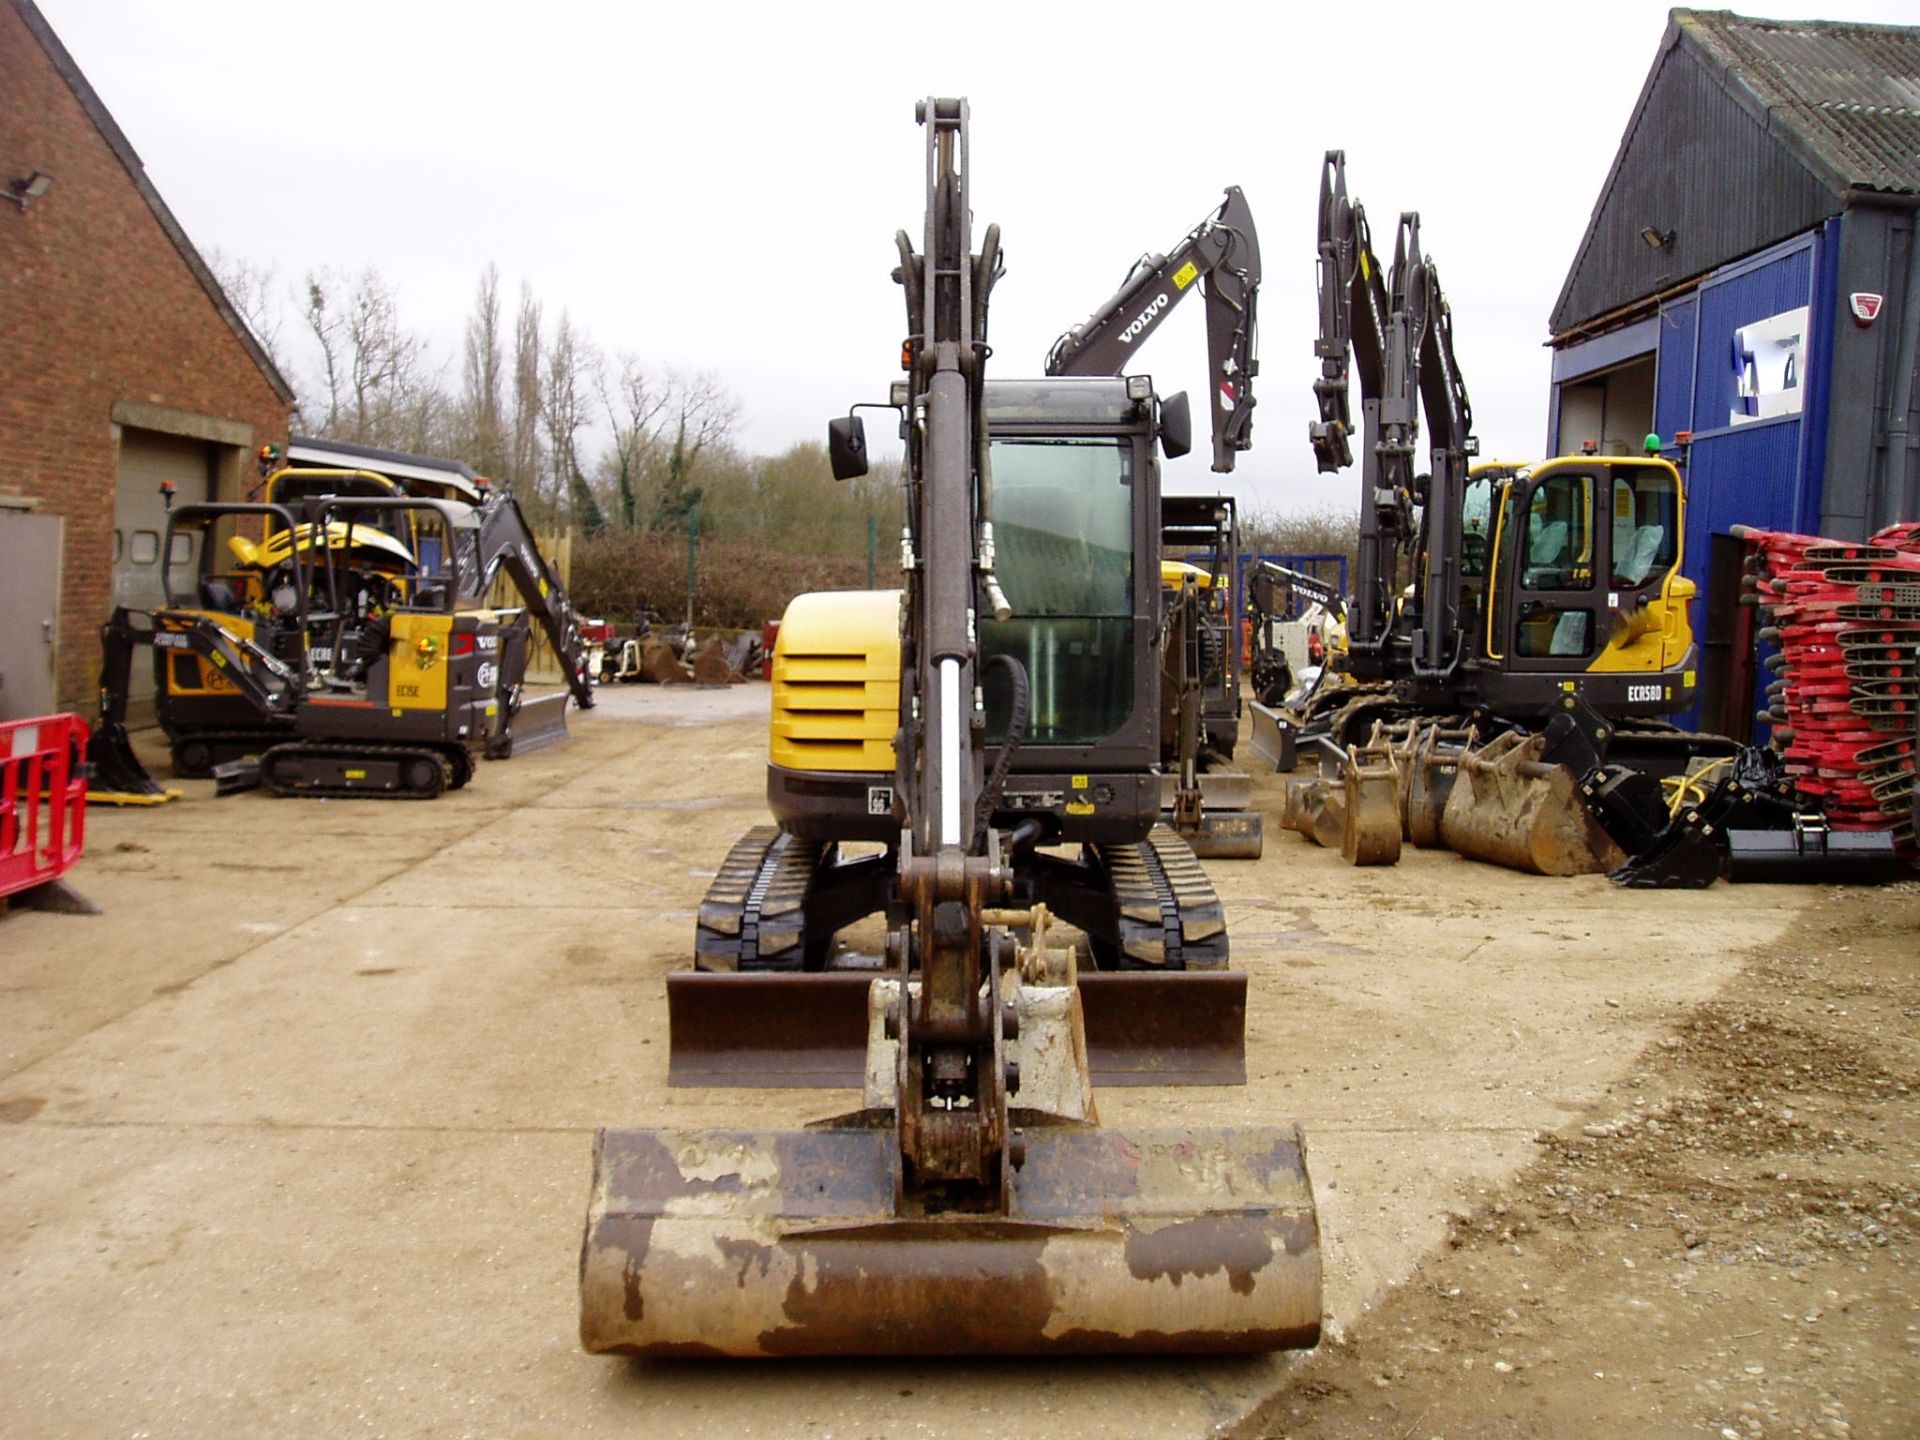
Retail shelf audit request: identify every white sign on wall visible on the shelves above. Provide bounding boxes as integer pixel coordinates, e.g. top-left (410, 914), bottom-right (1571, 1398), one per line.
top-left (1730, 305), bottom-right (1809, 426)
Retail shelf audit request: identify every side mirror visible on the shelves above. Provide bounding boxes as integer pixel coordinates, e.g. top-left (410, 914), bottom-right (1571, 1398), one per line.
top-left (1159, 391), bottom-right (1193, 460)
top-left (828, 415), bottom-right (869, 480)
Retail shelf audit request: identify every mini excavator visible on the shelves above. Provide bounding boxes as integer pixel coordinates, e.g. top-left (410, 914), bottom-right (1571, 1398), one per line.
top-left (580, 98), bottom-right (1321, 1358)
top-left (88, 467), bottom-right (594, 800)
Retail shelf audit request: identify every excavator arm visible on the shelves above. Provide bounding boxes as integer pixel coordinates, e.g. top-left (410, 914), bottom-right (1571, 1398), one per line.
top-left (1308, 151), bottom-right (1476, 684)
top-left (472, 493), bottom-right (596, 709)
top-left (1046, 187), bottom-right (1260, 473)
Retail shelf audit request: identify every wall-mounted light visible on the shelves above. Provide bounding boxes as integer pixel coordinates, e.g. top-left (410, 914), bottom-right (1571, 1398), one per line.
top-left (1639, 225), bottom-right (1674, 250)
top-left (4, 170), bottom-right (54, 210)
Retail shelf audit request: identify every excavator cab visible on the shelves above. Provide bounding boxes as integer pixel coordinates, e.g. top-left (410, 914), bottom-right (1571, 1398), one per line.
top-left (1480, 454), bottom-right (1696, 716)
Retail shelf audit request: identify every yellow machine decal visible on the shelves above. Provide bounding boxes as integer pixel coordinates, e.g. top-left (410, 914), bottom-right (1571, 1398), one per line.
top-left (1171, 260), bottom-right (1199, 291)
top-left (161, 611), bottom-right (253, 698)
top-left (388, 613), bottom-right (453, 710)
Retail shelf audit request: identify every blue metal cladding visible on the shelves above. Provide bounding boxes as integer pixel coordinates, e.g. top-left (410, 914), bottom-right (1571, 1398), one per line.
top-left (1680, 421), bottom-right (1815, 582)
top-left (1653, 296), bottom-right (1698, 443)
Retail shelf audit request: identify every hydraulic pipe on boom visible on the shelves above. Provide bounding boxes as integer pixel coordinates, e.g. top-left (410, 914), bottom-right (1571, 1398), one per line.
top-left (1047, 187), bottom-right (1260, 473)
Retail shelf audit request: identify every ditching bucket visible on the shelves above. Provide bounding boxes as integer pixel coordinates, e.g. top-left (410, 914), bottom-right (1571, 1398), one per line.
top-left (1441, 731), bottom-right (1624, 875)
top-left (666, 968), bottom-right (1248, 1087)
top-left (83, 722), bottom-right (180, 805)
top-left (579, 1118), bottom-right (1321, 1357)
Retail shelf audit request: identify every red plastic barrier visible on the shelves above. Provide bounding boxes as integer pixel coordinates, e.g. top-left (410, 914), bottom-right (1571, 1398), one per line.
top-left (1, 714), bottom-right (89, 901)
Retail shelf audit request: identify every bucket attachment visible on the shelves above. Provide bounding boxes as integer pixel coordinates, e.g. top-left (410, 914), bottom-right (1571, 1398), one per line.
top-left (641, 635), bottom-right (694, 684)
top-left (666, 967), bottom-right (1248, 1088)
top-left (1403, 724), bottom-right (1473, 849)
top-left (83, 722), bottom-right (181, 805)
top-left (691, 634), bottom-right (748, 686)
top-left (580, 1118), bottom-right (1321, 1357)
top-left (1442, 731), bottom-right (1625, 875)
top-left (591, 975), bottom-right (1313, 1358)
top-left (1278, 745), bottom-right (1399, 865)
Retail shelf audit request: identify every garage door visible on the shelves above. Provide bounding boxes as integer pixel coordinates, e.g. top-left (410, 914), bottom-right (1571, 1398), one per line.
top-left (116, 428), bottom-right (215, 723)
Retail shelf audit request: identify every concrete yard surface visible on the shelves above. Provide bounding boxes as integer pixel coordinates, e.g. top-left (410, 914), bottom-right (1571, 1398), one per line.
top-left (3, 684), bottom-right (1902, 1439)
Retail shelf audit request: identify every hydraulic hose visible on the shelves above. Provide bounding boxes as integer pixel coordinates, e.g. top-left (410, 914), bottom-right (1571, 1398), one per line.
top-left (973, 651), bottom-right (1029, 853)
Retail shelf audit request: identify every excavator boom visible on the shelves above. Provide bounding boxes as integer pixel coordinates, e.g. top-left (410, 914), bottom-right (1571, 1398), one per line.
top-left (1047, 187), bottom-right (1260, 473)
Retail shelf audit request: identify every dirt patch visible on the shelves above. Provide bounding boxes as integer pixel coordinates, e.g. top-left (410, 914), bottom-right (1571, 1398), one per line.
top-left (1230, 881), bottom-right (1920, 1440)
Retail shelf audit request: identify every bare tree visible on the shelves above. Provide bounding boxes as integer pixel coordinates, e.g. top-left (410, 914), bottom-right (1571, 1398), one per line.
top-left (461, 263), bottom-right (506, 479)
top-left (302, 269), bottom-right (347, 433)
top-left (509, 282), bottom-right (544, 496)
top-left (540, 310), bottom-right (603, 530)
top-left (598, 353), bottom-right (670, 530)
top-left (206, 247), bottom-right (294, 391)
top-left (651, 371), bottom-right (739, 533)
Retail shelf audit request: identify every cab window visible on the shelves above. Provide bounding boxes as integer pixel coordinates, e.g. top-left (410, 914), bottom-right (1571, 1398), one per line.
top-left (1520, 473), bottom-right (1593, 591)
top-left (1608, 465), bottom-right (1678, 588)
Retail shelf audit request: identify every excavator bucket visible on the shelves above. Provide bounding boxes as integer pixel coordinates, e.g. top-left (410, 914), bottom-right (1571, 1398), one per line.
top-left (580, 1119), bottom-right (1321, 1357)
top-left (83, 722), bottom-right (180, 806)
top-left (1441, 731), bottom-right (1626, 875)
top-left (666, 968), bottom-right (1248, 1087)
top-left (586, 980), bottom-right (1319, 1357)
top-left (641, 635), bottom-right (693, 684)
top-left (1403, 724), bottom-right (1473, 849)
top-left (1278, 751), bottom-right (1399, 865)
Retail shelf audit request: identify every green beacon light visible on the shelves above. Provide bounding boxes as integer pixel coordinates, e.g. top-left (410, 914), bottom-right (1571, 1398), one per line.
top-left (1643, 432), bottom-right (1663, 455)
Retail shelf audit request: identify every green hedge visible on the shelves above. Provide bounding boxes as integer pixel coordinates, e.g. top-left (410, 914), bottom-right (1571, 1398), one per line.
top-left (568, 529), bottom-right (873, 631)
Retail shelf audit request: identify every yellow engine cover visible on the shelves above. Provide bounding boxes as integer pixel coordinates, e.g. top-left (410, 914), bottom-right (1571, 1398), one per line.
top-left (770, 590), bottom-right (901, 774)
top-left (387, 613), bottom-right (453, 711)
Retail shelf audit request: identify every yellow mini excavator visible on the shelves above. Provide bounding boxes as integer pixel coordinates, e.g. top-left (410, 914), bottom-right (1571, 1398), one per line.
top-left (579, 97), bottom-right (1322, 1358)
top-left (87, 467), bottom-right (595, 800)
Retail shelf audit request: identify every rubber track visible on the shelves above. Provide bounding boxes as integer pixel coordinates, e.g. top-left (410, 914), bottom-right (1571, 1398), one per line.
top-left (693, 826), bottom-right (818, 971)
top-left (261, 743), bottom-right (452, 800)
top-left (1094, 823), bottom-right (1228, 970)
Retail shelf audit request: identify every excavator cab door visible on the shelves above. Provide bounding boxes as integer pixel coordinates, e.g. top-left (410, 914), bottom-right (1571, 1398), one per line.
top-left (1500, 465), bottom-right (1605, 676)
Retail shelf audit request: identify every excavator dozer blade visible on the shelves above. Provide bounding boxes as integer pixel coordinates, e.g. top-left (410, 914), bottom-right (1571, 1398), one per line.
top-left (666, 969), bottom-right (1247, 1088)
top-left (503, 691), bottom-right (571, 757)
top-left (579, 1120), bottom-right (1321, 1357)
top-left (1441, 732), bottom-right (1625, 876)
top-left (1179, 811), bottom-right (1265, 860)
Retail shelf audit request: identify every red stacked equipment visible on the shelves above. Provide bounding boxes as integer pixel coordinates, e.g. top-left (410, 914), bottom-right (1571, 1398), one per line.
top-left (1741, 522), bottom-right (1918, 857)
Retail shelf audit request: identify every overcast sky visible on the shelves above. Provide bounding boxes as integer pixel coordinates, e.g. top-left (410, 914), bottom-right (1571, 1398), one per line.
top-left (36, 0), bottom-right (1918, 517)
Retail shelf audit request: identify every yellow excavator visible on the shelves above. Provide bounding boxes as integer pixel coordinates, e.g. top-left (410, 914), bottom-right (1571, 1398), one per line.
top-left (579, 97), bottom-right (1321, 1357)
top-left (88, 466), bottom-right (595, 800)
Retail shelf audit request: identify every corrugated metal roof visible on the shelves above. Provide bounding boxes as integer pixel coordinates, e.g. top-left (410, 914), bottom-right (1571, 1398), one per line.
top-left (1678, 9), bottom-right (1920, 196)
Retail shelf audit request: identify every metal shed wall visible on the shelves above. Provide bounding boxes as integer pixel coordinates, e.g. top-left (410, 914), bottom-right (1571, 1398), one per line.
top-left (1552, 32), bottom-right (1842, 336)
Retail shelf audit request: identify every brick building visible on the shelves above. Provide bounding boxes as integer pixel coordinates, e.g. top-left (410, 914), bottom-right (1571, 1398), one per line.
top-left (0, 0), bottom-right (292, 718)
